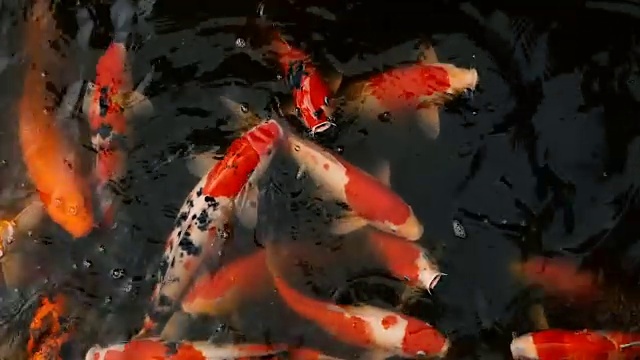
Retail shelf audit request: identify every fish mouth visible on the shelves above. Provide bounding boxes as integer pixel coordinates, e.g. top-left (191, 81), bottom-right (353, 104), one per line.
top-left (428, 273), bottom-right (444, 290)
top-left (310, 121), bottom-right (335, 134)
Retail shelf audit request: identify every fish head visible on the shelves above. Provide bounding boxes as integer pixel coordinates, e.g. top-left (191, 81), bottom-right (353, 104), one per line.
top-left (510, 334), bottom-right (538, 359)
top-left (45, 185), bottom-right (93, 238)
top-left (401, 320), bottom-right (450, 358)
top-left (415, 255), bottom-right (444, 291)
top-left (436, 63), bottom-right (478, 98)
top-left (292, 71), bottom-right (336, 135)
top-left (84, 345), bottom-right (103, 360)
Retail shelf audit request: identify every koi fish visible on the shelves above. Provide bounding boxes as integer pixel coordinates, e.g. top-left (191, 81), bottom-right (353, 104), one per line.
top-left (160, 249), bottom-right (270, 340)
top-left (267, 31), bottom-right (341, 134)
top-left (367, 230), bottom-right (443, 292)
top-left (27, 294), bottom-right (72, 360)
top-left (288, 348), bottom-right (345, 360)
top-left (342, 44), bottom-right (478, 139)
top-left (510, 329), bottom-right (640, 359)
top-left (510, 256), bottom-right (602, 303)
top-left (284, 132), bottom-right (423, 241)
top-left (85, 338), bottom-right (287, 360)
top-left (269, 262), bottom-right (449, 358)
top-left (18, 0), bottom-right (94, 238)
top-left (83, 41), bottom-right (153, 227)
top-left (144, 118), bottom-right (283, 332)
top-left (0, 194), bottom-right (45, 288)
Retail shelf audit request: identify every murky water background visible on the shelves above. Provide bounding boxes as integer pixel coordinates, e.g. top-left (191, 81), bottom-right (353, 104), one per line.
top-left (0, 0), bottom-right (639, 359)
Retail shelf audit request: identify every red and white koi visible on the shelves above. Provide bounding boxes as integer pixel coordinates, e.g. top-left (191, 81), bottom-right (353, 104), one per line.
top-left (510, 329), bottom-right (640, 360)
top-left (268, 31), bottom-right (341, 135)
top-left (83, 41), bottom-right (153, 227)
top-left (367, 230), bottom-right (443, 292)
top-left (269, 267), bottom-right (449, 358)
top-left (343, 44), bottom-right (478, 139)
top-left (284, 132), bottom-right (423, 241)
top-left (85, 337), bottom-right (286, 360)
top-left (144, 118), bottom-right (283, 331)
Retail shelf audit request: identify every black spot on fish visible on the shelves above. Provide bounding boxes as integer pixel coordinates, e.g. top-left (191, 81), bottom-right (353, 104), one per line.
top-left (169, 258), bottom-right (175, 268)
top-left (191, 214), bottom-right (196, 220)
top-left (196, 209), bottom-right (212, 231)
top-left (174, 211), bottom-right (189, 227)
top-left (287, 60), bottom-right (307, 89)
top-left (178, 237), bottom-right (201, 256)
top-left (186, 199), bottom-right (195, 208)
top-left (99, 86), bottom-right (110, 117)
top-left (196, 187), bottom-right (203, 197)
top-left (96, 123), bottom-right (114, 140)
top-left (204, 196), bottom-right (218, 207)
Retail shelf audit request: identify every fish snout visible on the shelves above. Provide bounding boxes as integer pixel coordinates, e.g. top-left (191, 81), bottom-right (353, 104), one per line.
top-left (397, 213), bottom-right (424, 241)
top-left (84, 345), bottom-right (101, 360)
top-left (510, 334), bottom-right (538, 360)
top-left (420, 271), bottom-right (445, 292)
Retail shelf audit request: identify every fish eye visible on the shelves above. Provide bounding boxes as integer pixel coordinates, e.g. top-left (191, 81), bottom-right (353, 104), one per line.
top-left (54, 198), bottom-right (63, 208)
top-left (324, 96), bottom-right (330, 106)
top-left (68, 205), bottom-right (78, 216)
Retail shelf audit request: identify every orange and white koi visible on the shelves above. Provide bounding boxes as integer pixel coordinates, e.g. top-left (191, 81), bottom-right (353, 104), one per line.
top-left (269, 268), bottom-right (449, 358)
top-left (144, 118), bottom-right (283, 331)
top-left (510, 329), bottom-right (640, 360)
top-left (510, 256), bottom-right (602, 303)
top-left (85, 338), bottom-right (286, 360)
top-left (84, 41), bottom-right (153, 227)
top-left (27, 294), bottom-right (72, 360)
top-left (18, 0), bottom-right (94, 238)
top-left (342, 44), bottom-right (478, 139)
top-left (268, 31), bottom-right (341, 134)
top-left (367, 230), bottom-right (443, 292)
top-left (285, 132), bottom-right (423, 241)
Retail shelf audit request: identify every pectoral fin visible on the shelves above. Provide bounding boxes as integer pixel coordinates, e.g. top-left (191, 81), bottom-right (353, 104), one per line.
top-left (330, 214), bottom-right (368, 236)
top-left (416, 101), bottom-right (441, 139)
top-left (187, 152), bottom-right (221, 177)
top-left (123, 90), bottom-right (154, 120)
top-left (234, 182), bottom-right (259, 229)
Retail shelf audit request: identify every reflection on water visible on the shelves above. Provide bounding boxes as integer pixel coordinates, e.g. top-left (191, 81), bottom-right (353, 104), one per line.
top-left (0, 0), bottom-right (639, 358)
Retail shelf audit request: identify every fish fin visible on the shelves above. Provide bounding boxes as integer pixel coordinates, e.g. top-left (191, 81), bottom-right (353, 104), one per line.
top-left (417, 41), bottom-right (439, 64)
top-left (295, 165), bottom-right (306, 180)
top-left (80, 81), bottom-right (97, 118)
top-left (123, 90), bottom-right (153, 120)
top-left (234, 182), bottom-right (259, 229)
top-left (158, 311), bottom-right (191, 342)
top-left (397, 285), bottom-right (424, 311)
top-left (330, 214), bottom-right (369, 236)
top-left (372, 160), bottom-right (391, 186)
top-left (272, 93), bottom-right (295, 117)
top-left (529, 303), bottom-right (549, 330)
top-left (187, 152), bottom-right (221, 177)
top-left (219, 96), bottom-right (263, 130)
top-left (416, 102), bottom-right (441, 139)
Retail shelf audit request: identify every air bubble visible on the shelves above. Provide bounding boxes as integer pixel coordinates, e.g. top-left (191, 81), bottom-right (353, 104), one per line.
top-left (235, 38), bottom-right (246, 48)
top-left (111, 268), bottom-right (125, 279)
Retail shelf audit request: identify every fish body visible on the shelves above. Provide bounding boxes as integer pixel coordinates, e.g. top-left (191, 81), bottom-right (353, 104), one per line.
top-left (367, 230), bottom-right (442, 291)
top-left (511, 256), bottom-right (601, 302)
top-left (343, 45), bottom-right (478, 139)
top-left (510, 329), bottom-right (631, 359)
top-left (269, 33), bottom-right (339, 134)
top-left (85, 41), bottom-right (153, 227)
top-left (288, 348), bottom-right (345, 360)
top-left (180, 248), bottom-right (269, 316)
top-left (28, 294), bottom-right (71, 360)
top-left (148, 120), bottom-right (283, 324)
top-left (285, 133), bottom-right (423, 241)
top-left (19, 0), bottom-right (94, 238)
top-left (85, 338), bottom-right (286, 360)
top-left (271, 274), bottom-right (449, 358)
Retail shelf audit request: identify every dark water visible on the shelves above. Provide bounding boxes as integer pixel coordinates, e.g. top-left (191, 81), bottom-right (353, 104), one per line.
top-left (1, 0), bottom-right (640, 359)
